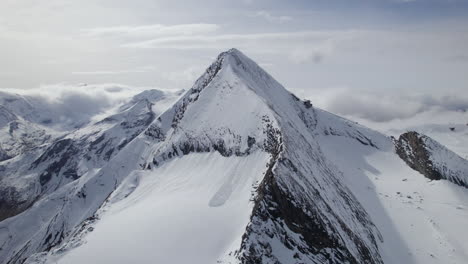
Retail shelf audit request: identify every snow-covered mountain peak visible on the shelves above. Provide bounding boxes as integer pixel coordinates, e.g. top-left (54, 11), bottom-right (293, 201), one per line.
top-left (0, 49), bottom-right (407, 264)
top-left (2, 49), bottom-right (468, 264)
top-left (163, 48), bottom-right (311, 133)
top-left (131, 49), bottom-right (384, 263)
top-left (191, 48), bottom-right (290, 101)
top-left (216, 48), bottom-right (292, 101)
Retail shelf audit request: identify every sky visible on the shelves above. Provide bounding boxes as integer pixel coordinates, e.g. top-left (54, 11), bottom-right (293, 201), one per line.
top-left (1, 0), bottom-right (468, 133)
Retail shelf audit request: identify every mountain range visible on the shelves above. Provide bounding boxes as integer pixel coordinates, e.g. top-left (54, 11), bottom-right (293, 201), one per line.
top-left (0, 49), bottom-right (467, 264)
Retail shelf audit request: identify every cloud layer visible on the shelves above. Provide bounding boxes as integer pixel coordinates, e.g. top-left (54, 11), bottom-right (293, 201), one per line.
top-left (0, 83), bottom-right (154, 130)
top-left (307, 87), bottom-right (468, 135)
top-left (324, 91), bottom-right (468, 123)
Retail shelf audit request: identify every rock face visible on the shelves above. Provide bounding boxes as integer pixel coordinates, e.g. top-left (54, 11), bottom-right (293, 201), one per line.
top-left (395, 132), bottom-right (441, 181)
top-left (395, 131), bottom-right (468, 187)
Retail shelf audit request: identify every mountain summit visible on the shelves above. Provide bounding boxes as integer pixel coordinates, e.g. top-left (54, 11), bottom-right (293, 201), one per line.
top-left (1, 49), bottom-right (467, 264)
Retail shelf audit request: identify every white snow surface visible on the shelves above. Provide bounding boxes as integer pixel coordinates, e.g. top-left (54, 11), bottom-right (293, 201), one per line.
top-left (318, 133), bottom-right (468, 264)
top-left (52, 152), bottom-right (269, 264)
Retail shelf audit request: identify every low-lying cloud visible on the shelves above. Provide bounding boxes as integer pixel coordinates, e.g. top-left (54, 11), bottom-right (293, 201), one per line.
top-left (0, 83), bottom-right (155, 130)
top-left (312, 88), bottom-right (468, 123)
top-left (307, 87), bottom-right (468, 134)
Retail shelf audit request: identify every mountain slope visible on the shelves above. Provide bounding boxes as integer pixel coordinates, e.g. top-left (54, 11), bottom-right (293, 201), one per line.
top-left (318, 126), bottom-right (468, 264)
top-left (0, 89), bottom-right (180, 263)
top-left (1, 49), bottom-right (467, 264)
top-left (42, 49), bottom-right (382, 264)
top-left (0, 117), bottom-right (54, 220)
top-left (0, 49), bottom-right (381, 264)
top-left (0, 110), bottom-right (53, 162)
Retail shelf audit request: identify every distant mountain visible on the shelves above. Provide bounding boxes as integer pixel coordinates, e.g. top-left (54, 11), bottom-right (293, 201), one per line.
top-left (0, 91), bottom-right (72, 130)
top-left (0, 89), bottom-right (180, 220)
top-left (1, 49), bottom-right (467, 264)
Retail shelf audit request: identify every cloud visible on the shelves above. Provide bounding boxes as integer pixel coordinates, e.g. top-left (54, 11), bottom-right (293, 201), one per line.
top-left (320, 90), bottom-right (421, 122)
top-left (120, 30), bottom-right (342, 49)
top-left (419, 95), bottom-right (468, 112)
top-left (4, 83), bottom-right (146, 102)
top-left (161, 66), bottom-right (205, 87)
top-left (0, 71), bottom-right (19, 76)
top-left (0, 83), bottom-right (157, 130)
top-left (306, 87), bottom-right (468, 134)
top-left (72, 66), bottom-right (157, 75)
top-left (300, 87), bottom-right (468, 141)
top-left (288, 41), bottom-right (334, 64)
top-left (316, 88), bottom-right (468, 123)
top-left (445, 54), bottom-right (468, 63)
top-left (252, 10), bottom-right (292, 23)
top-left (82, 23), bottom-right (220, 38)
top-left (119, 29), bottom-right (358, 65)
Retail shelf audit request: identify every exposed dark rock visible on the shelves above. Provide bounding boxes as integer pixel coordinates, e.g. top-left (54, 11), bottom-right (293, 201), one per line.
top-left (145, 125), bottom-right (165, 141)
top-left (247, 136), bottom-right (256, 148)
top-left (291, 93), bottom-right (300, 101)
top-left (238, 142), bottom-right (381, 264)
top-left (89, 134), bottom-right (106, 149)
top-left (31, 139), bottom-right (74, 169)
top-left (0, 196), bottom-right (34, 222)
top-left (395, 131), bottom-right (467, 187)
top-left (9, 122), bottom-right (19, 135)
top-left (395, 131), bottom-right (442, 181)
top-left (0, 146), bottom-right (11, 162)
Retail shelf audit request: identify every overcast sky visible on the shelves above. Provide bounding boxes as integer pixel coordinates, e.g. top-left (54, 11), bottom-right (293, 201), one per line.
top-left (1, 0), bottom-right (467, 131)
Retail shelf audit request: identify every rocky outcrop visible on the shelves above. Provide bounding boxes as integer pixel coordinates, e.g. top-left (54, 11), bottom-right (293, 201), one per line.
top-left (395, 131), bottom-right (468, 187)
top-left (0, 145), bottom-right (11, 162)
top-left (395, 132), bottom-right (441, 181)
top-left (0, 188), bottom-right (35, 222)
